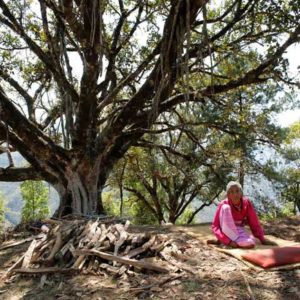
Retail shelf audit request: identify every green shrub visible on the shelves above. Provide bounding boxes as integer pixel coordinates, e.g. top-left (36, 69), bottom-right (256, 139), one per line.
top-left (20, 180), bottom-right (49, 223)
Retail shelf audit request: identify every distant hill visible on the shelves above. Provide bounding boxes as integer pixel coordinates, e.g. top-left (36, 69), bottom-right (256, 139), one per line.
top-left (0, 152), bottom-right (59, 225)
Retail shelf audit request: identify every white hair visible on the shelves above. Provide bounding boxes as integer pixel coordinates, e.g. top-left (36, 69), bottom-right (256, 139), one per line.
top-left (226, 181), bottom-right (242, 193)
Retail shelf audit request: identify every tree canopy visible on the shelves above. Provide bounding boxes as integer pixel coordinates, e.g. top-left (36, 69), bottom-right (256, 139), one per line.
top-left (0, 0), bottom-right (299, 217)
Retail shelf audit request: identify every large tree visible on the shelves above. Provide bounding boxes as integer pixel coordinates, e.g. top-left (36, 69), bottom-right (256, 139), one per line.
top-left (0, 0), bottom-right (299, 216)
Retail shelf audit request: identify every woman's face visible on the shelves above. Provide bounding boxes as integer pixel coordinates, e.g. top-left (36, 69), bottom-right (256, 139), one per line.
top-left (227, 185), bottom-right (242, 204)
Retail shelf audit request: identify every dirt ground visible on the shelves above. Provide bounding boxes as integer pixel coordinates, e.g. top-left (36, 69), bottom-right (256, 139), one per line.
top-left (0, 216), bottom-right (299, 300)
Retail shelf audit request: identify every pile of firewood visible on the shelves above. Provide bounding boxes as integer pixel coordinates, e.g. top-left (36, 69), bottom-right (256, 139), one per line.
top-left (5, 218), bottom-right (176, 276)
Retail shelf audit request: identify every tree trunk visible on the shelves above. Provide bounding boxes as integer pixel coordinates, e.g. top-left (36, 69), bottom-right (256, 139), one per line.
top-left (53, 178), bottom-right (105, 217)
top-left (52, 159), bottom-right (107, 217)
top-left (168, 209), bottom-right (177, 224)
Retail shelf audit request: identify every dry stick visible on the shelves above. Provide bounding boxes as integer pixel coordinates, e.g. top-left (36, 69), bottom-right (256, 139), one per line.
top-left (239, 266), bottom-right (256, 300)
top-left (129, 275), bottom-right (182, 294)
top-left (14, 267), bottom-right (79, 275)
top-left (0, 235), bottom-right (43, 251)
top-left (160, 250), bottom-right (197, 275)
top-left (129, 274), bottom-right (183, 292)
top-left (75, 249), bottom-right (169, 273)
top-left (4, 254), bottom-right (24, 277)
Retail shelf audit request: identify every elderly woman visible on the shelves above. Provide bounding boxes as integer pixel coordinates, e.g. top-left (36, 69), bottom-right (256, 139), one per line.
top-left (212, 181), bottom-right (273, 248)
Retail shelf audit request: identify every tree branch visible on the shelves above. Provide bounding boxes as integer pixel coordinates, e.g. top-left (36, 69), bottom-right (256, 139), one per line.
top-left (0, 167), bottom-right (42, 181)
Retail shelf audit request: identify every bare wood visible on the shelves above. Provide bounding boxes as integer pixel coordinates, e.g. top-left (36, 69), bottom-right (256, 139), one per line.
top-left (22, 239), bottom-right (37, 268)
top-left (75, 249), bottom-right (169, 273)
top-left (46, 231), bottom-right (62, 260)
top-left (99, 263), bottom-right (120, 274)
top-left (31, 239), bottom-right (55, 262)
top-left (88, 227), bottom-right (102, 245)
top-left (131, 233), bottom-right (148, 246)
top-left (0, 235), bottom-right (43, 251)
top-left (107, 232), bottom-right (117, 245)
top-left (78, 257), bottom-right (86, 270)
top-left (83, 220), bottom-right (99, 243)
top-left (59, 238), bottom-right (75, 256)
top-left (72, 255), bottom-right (85, 269)
top-left (125, 235), bottom-right (156, 259)
top-left (114, 230), bottom-right (128, 256)
top-left (94, 224), bottom-right (108, 247)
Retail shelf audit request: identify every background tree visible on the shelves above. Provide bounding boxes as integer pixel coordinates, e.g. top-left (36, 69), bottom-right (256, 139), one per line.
top-left (20, 180), bottom-right (49, 223)
top-left (109, 76), bottom-right (286, 224)
top-left (280, 121), bottom-right (300, 214)
top-left (0, 0), bottom-right (299, 217)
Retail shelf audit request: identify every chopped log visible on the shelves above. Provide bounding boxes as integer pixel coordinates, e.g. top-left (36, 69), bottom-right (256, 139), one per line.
top-left (22, 239), bottom-right (38, 268)
top-left (125, 235), bottom-right (156, 259)
top-left (6, 218), bottom-right (173, 277)
top-left (14, 267), bottom-right (79, 275)
top-left (46, 231), bottom-right (62, 260)
top-left (114, 229), bottom-right (128, 256)
top-left (106, 232), bottom-right (117, 245)
top-left (59, 238), bottom-right (75, 256)
top-left (88, 227), bottom-right (102, 245)
top-left (94, 224), bottom-right (108, 248)
top-left (73, 255), bottom-right (86, 269)
top-left (123, 220), bottom-right (130, 230)
top-left (75, 249), bottom-right (169, 273)
top-left (99, 263), bottom-right (120, 274)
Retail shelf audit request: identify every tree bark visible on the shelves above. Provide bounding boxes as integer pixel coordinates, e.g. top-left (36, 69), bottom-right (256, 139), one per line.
top-left (53, 158), bottom-right (108, 217)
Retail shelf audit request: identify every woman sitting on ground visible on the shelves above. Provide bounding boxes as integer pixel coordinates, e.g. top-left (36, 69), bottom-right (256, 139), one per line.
top-left (212, 181), bottom-right (275, 248)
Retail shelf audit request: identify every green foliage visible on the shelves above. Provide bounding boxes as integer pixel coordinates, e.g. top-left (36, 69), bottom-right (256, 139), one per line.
top-left (102, 189), bottom-right (158, 225)
top-left (125, 195), bottom-right (158, 225)
top-left (260, 202), bottom-right (294, 222)
top-left (20, 180), bottom-right (49, 223)
top-left (102, 190), bottom-right (120, 216)
top-left (175, 206), bottom-right (196, 225)
top-left (279, 120), bottom-right (300, 213)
